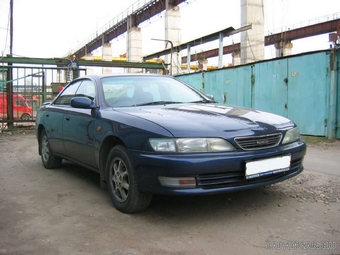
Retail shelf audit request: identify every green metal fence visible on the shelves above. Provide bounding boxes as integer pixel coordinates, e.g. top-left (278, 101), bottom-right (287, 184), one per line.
top-left (0, 65), bottom-right (86, 130)
top-left (0, 56), bottom-right (165, 130)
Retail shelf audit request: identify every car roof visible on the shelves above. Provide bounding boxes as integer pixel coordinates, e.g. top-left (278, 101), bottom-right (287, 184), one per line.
top-left (76, 73), bottom-right (170, 80)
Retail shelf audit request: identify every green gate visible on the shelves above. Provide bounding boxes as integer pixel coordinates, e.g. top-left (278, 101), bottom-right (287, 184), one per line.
top-left (176, 50), bottom-right (339, 138)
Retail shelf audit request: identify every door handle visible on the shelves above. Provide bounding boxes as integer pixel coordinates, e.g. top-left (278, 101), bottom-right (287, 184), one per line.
top-left (65, 117), bottom-right (70, 121)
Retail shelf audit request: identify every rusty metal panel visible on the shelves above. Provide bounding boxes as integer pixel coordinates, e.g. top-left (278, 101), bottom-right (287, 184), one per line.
top-left (203, 67), bottom-right (252, 107)
top-left (251, 59), bottom-right (289, 117)
top-left (177, 67), bottom-right (252, 107)
top-left (265, 19), bottom-right (340, 46)
top-left (335, 50), bottom-right (340, 139)
top-left (287, 52), bottom-right (329, 136)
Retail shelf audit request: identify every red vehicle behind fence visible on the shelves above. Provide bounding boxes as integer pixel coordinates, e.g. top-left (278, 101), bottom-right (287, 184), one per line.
top-left (0, 93), bottom-right (33, 120)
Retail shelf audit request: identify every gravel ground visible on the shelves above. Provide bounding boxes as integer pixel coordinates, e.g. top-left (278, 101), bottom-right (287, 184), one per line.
top-left (0, 130), bottom-right (339, 255)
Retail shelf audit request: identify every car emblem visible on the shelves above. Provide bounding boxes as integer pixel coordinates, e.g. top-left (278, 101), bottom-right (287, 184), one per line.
top-left (257, 139), bottom-right (269, 145)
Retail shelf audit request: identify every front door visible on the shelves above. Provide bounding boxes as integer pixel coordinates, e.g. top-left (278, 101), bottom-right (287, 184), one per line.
top-left (62, 79), bottom-right (97, 168)
top-left (52, 78), bottom-right (97, 168)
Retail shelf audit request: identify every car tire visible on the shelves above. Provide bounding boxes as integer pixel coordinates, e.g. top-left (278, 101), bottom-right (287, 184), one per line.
top-left (40, 130), bottom-right (62, 169)
top-left (106, 145), bottom-right (152, 213)
top-left (21, 113), bottom-right (30, 120)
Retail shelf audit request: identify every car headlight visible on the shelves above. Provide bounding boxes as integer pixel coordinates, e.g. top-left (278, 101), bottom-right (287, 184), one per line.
top-left (149, 138), bottom-right (235, 153)
top-left (149, 139), bottom-right (176, 152)
top-left (282, 127), bottom-right (300, 144)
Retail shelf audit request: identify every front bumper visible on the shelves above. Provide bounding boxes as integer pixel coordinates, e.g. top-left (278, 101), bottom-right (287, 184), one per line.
top-left (130, 140), bottom-right (307, 195)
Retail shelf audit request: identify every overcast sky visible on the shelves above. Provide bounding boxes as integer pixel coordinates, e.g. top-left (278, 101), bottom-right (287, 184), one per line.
top-left (0, 0), bottom-right (339, 62)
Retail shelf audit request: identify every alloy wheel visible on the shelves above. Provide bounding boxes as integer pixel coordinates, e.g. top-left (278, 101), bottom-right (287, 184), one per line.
top-left (110, 157), bottom-right (130, 202)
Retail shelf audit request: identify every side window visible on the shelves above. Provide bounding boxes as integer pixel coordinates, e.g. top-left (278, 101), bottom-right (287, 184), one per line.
top-left (75, 79), bottom-right (95, 100)
top-left (17, 98), bottom-right (26, 107)
top-left (54, 81), bottom-right (81, 105)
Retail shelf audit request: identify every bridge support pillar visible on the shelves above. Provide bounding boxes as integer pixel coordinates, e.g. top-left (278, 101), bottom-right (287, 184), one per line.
top-left (240, 0), bottom-right (264, 64)
top-left (85, 53), bottom-right (95, 74)
top-left (165, 0), bottom-right (181, 75)
top-left (127, 16), bottom-right (143, 73)
top-left (102, 43), bottom-right (112, 73)
top-left (275, 41), bottom-right (293, 57)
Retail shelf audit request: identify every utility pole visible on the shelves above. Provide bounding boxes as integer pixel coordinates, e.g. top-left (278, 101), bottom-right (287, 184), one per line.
top-left (9, 0), bottom-right (13, 56)
top-left (7, 0), bottom-right (13, 128)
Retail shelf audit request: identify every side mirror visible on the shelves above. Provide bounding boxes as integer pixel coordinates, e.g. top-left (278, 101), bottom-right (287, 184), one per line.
top-left (71, 97), bottom-right (96, 109)
top-left (205, 94), bottom-right (214, 100)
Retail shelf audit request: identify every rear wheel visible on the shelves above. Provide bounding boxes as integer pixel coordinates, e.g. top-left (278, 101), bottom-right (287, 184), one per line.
top-left (106, 145), bottom-right (152, 213)
top-left (40, 130), bottom-right (62, 169)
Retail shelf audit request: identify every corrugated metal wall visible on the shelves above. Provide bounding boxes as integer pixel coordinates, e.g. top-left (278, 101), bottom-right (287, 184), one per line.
top-left (177, 50), bottom-right (340, 139)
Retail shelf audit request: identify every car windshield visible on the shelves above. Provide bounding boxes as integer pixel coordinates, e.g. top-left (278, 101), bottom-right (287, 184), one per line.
top-left (102, 76), bottom-right (205, 107)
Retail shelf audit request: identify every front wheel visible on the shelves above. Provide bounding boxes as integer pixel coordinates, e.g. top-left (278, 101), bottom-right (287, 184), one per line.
top-left (40, 130), bottom-right (62, 169)
top-left (21, 113), bottom-right (30, 120)
top-left (106, 145), bottom-right (152, 213)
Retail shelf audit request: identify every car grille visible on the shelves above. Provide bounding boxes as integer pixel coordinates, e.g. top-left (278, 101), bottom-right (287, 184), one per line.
top-left (234, 133), bottom-right (282, 150)
top-left (196, 157), bottom-right (303, 189)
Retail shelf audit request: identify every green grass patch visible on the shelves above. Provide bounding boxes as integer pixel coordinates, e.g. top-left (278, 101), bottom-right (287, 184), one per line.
top-left (301, 135), bottom-right (329, 144)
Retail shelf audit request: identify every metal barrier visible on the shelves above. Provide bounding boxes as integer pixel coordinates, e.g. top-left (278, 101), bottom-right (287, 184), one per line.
top-left (0, 65), bottom-right (86, 130)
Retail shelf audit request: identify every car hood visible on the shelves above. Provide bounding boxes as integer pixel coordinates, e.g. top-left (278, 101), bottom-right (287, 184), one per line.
top-left (114, 103), bottom-right (294, 137)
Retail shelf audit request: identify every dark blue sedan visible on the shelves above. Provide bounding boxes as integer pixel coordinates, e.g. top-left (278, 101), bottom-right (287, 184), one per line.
top-left (36, 74), bottom-right (306, 213)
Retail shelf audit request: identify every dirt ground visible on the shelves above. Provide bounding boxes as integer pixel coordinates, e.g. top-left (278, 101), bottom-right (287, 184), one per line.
top-left (0, 130), bottom-right (339, 255)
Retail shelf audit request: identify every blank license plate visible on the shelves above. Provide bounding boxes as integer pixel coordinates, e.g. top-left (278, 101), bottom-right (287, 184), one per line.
top-left (245, 155), bottom-right (291, 179)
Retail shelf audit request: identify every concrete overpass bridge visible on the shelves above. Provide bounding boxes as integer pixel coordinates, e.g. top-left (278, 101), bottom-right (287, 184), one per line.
top-left (72, 0), bottom-right (186, 60)
top-left (69, 0), bottom-right (340, 74)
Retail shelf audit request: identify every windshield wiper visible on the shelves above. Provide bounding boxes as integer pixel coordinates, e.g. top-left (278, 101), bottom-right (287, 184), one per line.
top-left (190, 99), bottom-right (215, 103)
top-left (135, 101), bottom-right (182, 106)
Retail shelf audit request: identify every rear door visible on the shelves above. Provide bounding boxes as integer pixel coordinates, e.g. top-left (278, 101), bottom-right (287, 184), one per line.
top-left (39, 105), bottom-right (65, 154)
top-left (45, 81), bottom-right (80, 155)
